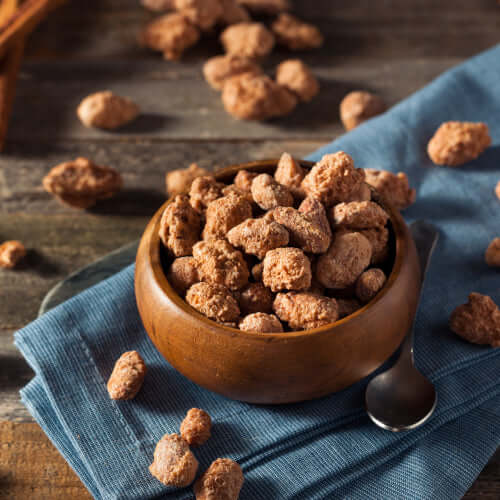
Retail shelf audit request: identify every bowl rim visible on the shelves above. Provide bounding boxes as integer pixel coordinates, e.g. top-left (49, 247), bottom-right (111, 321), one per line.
top-left (142, 158), bottom-right (408, 341)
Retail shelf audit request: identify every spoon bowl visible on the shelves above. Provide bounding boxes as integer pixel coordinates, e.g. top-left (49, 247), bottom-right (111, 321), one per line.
top-left (365, 352), bottom-right (437, 431)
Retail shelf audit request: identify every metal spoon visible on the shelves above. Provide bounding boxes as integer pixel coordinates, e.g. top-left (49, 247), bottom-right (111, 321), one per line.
top-left (365, 220), bottom-right (439, 431)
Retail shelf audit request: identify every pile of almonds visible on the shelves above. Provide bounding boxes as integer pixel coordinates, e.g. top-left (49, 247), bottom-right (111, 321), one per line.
top-left (160, 151), bottom-right (405, 333)
top-left (139, 0), bottom-right (324, 120)
top-left (107, 350), bottom-right (243, 498)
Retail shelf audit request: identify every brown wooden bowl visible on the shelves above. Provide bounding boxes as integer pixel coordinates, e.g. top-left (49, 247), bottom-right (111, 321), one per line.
top-left (135, 159), bottom-right (421, 404)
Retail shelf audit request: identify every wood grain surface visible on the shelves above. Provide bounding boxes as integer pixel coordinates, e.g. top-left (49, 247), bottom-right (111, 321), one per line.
top-left (0, 0), bottom-right (499, 498)
top-left (0, 0), bottom-right (24, 151)
top-left (0, 422), bottom-right (92, 499)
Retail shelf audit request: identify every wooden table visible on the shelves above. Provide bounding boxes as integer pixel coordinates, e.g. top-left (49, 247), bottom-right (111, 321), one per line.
top-left (1, 1), bottom-right (499, 498)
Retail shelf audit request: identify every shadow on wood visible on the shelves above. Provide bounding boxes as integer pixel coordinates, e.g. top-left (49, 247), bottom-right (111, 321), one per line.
top-left (88, 188), bottom-right (166, 216)
top-left (269, 78), bottom-right (370, 132)
top-left (23, 248), bottom-right (62, 277)
top-left (112, 112), bottom-right (174, 134)
top-left (0, 354), bottom-right (34, 390)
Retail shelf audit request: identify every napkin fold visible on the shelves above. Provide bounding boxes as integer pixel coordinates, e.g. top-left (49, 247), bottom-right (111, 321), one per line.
top-left (15, 44), bottom-right (500, 500)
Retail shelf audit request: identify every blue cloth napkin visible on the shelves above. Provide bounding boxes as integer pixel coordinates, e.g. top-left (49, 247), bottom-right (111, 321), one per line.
top-left (15, 44), bottom-right (500, 500)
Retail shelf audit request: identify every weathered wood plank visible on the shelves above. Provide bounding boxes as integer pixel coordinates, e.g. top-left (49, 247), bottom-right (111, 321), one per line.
top-left (0, 417), bottom-right (498, 498)
top-left (464, 449), bottom-right (500, 499)
top-left (1, 0), bottom-right (499, 496)
top-left (0, 422), bottom-right (92, 499)
top-left (0, 215), bottom-right (148, 328)
top-left (0, 141), bottom-right (319, 330)
top-left (9, 0), bottom-right (497, 144)
top-left (0, 140), bottom-right (320, 214)
top-left (0, 330), bottom-right (33, 422)
top-left (23, 0), bottom-right (500, 62)
top-left (9, 58), bottom-right (462, 141)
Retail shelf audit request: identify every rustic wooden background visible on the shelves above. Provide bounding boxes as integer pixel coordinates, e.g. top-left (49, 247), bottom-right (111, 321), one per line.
top-left (1, 0), bottom-right (499, 498)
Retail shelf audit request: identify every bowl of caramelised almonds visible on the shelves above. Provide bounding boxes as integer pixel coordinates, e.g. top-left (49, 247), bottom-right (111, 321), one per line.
top-left (135, 151), bottom-right (421, 404)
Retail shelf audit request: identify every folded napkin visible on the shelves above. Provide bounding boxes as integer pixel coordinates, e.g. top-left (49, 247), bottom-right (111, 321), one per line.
top-left (16, 44), bottom-right (500, 500)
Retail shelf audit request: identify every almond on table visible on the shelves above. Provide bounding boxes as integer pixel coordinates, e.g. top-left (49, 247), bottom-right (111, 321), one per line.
top-left (0, 241), bottom-right (26, 269)
top-left (271, 13), bottom-right (324, 50)
top-left (149, 433), bottom-right (198, 487)
top-left (298, 195), bottom-right (329, 220)
top-left (194, 458), bottom-right (244, 500)
top-left (140, 12), bottom-right (200, 60)
top-left (449, 293), bottom-right (500, 347)
top-left (43, 157), bottom-right (122, 209)
top-left (339, 91), bottom-right (386, 131)
top-left (107, 351), bottom-right (147, 400)
top-left (276, 59), bottom-right (320, 102)
top-left (220, 22), bottom-right (275, 59)
top-left (180, 408), bottom-right (212, 446)
top-left (222, 72), bottom-right (297, 121)
top-left (485, 238), bottom-right (500, 267)
top-left (174, 0), bottom-right (222, 30)
top-left (427, 121), bottom-right (491, 166)
top-left (77, 91), bottom-right (139, 130)
top-left (203, 55), bottom-right (262, 91)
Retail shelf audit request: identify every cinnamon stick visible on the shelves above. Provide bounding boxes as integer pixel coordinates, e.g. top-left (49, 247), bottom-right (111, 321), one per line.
top-left (0, 40), bottom-right (24, 151)
top-left (0, 0), bottom-right (23, 151)
top-left (0, 0), bottom-right (65, 150)
top-left (0, 0), bottom-right (66, 60)
top-left (0, 0), bottom-right (19, 21)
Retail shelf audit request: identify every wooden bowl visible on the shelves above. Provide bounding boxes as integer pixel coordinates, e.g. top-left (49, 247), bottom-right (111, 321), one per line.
top-left (135, 159), bottom-right (421, 404)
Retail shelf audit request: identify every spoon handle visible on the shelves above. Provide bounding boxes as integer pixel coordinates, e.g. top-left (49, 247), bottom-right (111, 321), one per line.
top-left (411, 221), bottom-right (440, 284)
top-left (400, 221), bottom-right (440, 362)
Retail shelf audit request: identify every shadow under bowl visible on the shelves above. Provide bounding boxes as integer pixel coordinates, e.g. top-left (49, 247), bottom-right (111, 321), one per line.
top-left (135, 159), bottom-right (421, 404)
